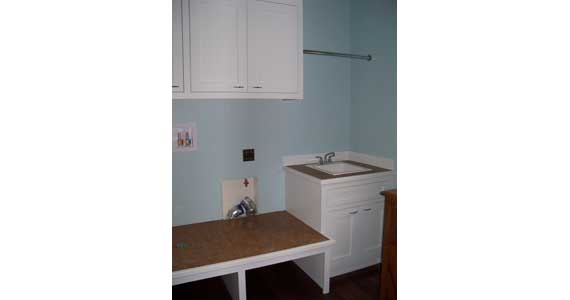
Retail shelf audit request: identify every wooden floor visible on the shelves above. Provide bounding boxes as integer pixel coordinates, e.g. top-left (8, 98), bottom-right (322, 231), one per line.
top-left (173, 262), bottom-right (380, 300)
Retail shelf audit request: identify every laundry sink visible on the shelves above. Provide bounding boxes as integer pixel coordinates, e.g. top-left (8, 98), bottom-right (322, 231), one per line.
top-left (306, 162), bottom-right (371, 176)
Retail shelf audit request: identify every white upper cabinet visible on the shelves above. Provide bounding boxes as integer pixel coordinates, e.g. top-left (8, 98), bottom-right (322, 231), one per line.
top-left (189, 0), bottom-right (247, 93)
top-left (173, 0), bottom-right (303, 99)
top-left (172, 0), bottom-right (184, 92)
top-left (247, 0), bottom-right (300, 94)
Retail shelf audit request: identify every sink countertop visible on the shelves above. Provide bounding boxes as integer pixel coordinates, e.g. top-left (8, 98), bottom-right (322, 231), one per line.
top-left (286, 160), bottom-right (391, 181)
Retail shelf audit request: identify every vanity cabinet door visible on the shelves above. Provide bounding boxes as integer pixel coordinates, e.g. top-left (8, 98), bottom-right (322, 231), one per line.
top-left (327, 209), bottom-right (355, 262)
top-left (326, 208), bottom-right (360, 276)
top-left (172, 0), bottom-right (184, 92)
top-left (327, 201), bottom-right (384, 276)
top-left (352, 202), bottom-right (384, 263)
top-left (247, 0), bottom-right (300, 94)
top-left (189, 0), bottom-right (247, 92)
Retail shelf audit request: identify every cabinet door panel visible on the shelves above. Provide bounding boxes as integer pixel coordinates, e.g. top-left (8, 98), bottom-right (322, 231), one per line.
top-left (190, 0), bottom-right (247, 92)
top-left (247, 0), bottom-right (298, 93)
top-left (172, 0), bottom-right (184, 92)
top-left (354, 202), bottom-right (384, 255)
top-left (326, 210), bottom-right (353, 262)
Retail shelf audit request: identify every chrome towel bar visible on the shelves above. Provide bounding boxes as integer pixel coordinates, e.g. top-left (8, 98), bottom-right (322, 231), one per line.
top-left (303, 49), bottom-right (372, 61)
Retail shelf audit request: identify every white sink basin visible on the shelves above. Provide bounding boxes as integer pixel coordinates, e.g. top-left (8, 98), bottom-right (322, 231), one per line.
top-left (307, 162), bottom-right (371, 176)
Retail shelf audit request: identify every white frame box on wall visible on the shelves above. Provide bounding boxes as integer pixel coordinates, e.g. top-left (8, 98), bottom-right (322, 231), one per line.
top-left (173, 122), bottom-right (197, 152)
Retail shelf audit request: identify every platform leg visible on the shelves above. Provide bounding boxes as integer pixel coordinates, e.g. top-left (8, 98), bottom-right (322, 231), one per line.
top-left (221, 270), bottom-right (247, 300)
top-left (293, 251), bottom-right (331, 294)
top-left (323, 250), bottom-right (330, 294)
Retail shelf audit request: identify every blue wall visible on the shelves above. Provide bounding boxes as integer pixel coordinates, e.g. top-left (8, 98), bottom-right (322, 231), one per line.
top-left (173, 0), bottom-right (352, 225)
top-left (350, 0), bottom-right (397, 160)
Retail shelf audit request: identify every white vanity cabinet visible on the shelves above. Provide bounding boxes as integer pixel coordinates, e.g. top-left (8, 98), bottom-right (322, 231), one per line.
top-left (173, 0), bottom-right (303, 99)
top-left (285, 168), bottom-right (396, 277)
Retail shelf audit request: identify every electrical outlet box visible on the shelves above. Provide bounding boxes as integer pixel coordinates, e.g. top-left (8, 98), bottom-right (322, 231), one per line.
top-left (243, 149), bottom-right (255, 161)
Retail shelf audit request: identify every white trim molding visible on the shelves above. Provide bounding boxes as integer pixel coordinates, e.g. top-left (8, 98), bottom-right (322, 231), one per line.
top-left (282, 151), bottom-right (349, 166)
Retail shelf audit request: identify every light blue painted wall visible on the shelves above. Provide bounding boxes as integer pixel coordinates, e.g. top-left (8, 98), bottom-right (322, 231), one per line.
top-left (173, 0), bottom-right (352, 226)
top-left (350, 0), bottom-right (397, 160)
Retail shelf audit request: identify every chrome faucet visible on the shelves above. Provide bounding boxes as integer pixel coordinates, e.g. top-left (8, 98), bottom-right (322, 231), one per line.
top-left (324, 152), bottom-right (335, 163)
top-left (315, 152), bottom-right (336, 165)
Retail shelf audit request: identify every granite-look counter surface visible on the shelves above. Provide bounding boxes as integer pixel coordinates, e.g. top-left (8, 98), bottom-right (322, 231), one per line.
top-left (286, 160), bottom-right (391, 180)
top-left (172, 211), bottom-right (329, 271)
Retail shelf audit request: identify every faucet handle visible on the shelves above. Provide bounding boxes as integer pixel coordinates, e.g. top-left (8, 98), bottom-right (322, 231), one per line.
top-left (315, 156), bottom-right (324, 165)
top-left (324, 152), bottom-right (336, 163)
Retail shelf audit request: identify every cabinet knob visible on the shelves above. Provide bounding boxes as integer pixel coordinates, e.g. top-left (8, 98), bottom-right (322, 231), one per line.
top-left (251, 86), bottom-right (263, 89)
top-left (363, 208), bottom-right (372, 211)
top-left (349, 211), bottom-right (358, 215)
top-left (233, 85), bottom-right (244, 88)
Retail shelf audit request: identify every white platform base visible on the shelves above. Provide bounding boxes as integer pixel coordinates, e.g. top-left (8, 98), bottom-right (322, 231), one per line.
top-left (173, 240), bottom-right (335, 300)
top-left (293, 251), bottom-right (330, 293)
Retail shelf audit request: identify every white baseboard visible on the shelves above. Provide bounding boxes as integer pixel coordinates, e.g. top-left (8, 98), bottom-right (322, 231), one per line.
top-left (282, 151), bottom-right (394, 170)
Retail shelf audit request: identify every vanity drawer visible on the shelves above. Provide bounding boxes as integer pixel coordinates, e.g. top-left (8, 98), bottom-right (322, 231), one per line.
top-left (327, 180), bottom-right (391, 208)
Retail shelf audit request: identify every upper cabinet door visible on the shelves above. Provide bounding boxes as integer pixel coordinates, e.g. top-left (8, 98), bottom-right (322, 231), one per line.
top-left (172, 0), bottom-right (184, 93)
top-left (189, 0), bottom-right (247, 92)
top-left (247, 0), bottom-right (301, 94)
